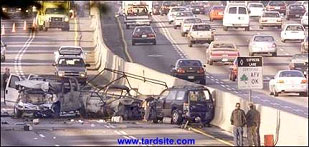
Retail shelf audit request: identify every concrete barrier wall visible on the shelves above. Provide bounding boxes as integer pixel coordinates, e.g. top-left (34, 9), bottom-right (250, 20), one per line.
top-left (89, 6), bottom-right (308, 146)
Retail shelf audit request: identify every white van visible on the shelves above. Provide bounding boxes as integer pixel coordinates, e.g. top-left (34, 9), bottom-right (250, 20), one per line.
top-left (223, 3), bottom-right (250, 31)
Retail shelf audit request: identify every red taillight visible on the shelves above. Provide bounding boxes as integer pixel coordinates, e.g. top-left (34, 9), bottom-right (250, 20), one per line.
top-left (148, 34), bottom-right (155, 37)
top-left (133, 34), bottom-right (139, 38)
top-left (197, 68), bottom-right (204, 74)
top-left (301, 79), bottom-right (307, 84)
top-left (177, 68), bottom-right (186, 74)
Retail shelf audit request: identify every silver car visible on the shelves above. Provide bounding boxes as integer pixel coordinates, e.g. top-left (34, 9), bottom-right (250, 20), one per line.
top-left (248, 35), bottom-right (277, 56)
top-left (1, 41), bottom-right (7, 62)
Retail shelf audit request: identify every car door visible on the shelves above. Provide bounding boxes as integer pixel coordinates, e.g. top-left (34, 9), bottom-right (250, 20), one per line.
top-left (5, 74), bottom-right (21, 104)
top-left (162, 90), bottom-right (177, 117)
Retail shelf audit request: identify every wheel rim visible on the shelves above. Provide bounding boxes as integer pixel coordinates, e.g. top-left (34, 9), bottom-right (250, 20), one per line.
top-left (173, 111), bottom-right (178, 123)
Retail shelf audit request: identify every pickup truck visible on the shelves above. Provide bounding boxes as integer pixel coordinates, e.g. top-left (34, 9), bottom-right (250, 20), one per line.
top-left (124, 5), bottom-right (152, 29)
top-left (187, 24), bottom-right (215, 47)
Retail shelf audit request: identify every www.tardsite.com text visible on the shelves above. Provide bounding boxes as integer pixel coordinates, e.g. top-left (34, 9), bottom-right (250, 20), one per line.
top-left (117, 137), bottom-right (195, 145)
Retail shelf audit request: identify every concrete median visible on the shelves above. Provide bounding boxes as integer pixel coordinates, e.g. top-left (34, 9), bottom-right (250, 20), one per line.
top-left (89, 5), bottom-right (308, 146)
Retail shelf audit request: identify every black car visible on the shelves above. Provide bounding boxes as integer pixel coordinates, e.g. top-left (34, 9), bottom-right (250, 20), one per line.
top-left (171, 59), bottom-right (206, 84)
top-left (289, 54), bottom-right (308, 77)
top-left (132, 26), bottom-right (156, 45)
top-left (147, 85), bottom-right (214, 126)
top-left (286, 4), bottom-right (306, 20)
top-left (189, 5), bottom-right (205, 14)
top-left (152, 3), bottom-right (161, 15)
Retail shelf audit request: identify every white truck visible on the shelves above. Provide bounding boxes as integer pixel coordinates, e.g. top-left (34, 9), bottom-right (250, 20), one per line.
top-left (122, 1), bottom-right (153, 29)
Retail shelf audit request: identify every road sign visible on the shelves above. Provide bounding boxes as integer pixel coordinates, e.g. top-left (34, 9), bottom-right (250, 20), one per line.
top-left (237, 57), bottom-right (263, 89)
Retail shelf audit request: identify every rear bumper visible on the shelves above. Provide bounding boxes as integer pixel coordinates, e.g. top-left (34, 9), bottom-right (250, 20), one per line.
top-left (209, 56), bottom-right (237, 63)
top-left (260, 22), bottom-right (282, 27)
top-left (175, 74), bottom-right (205, 81)
top-left (287, 13), bottom-right (306, 18)
top-left (132, 38), bottom-right (156, 43)
top-left (276, 84), bottom-right (307, 93)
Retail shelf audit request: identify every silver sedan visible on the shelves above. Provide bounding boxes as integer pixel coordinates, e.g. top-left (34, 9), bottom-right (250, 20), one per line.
top-left (248, 35), bottom-right (277, 57)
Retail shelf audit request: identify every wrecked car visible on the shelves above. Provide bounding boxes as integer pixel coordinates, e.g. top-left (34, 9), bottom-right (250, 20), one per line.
top-left (5, 75), bottom-right (87, 118)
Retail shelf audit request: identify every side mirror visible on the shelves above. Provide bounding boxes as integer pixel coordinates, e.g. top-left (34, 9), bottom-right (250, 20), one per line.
top-left (52, 63), bottom-right (56, 66)
top-left (85, 63), bottom-right (91, 67)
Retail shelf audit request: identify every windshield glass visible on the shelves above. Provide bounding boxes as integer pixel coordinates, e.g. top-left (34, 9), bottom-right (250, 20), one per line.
top-left (279, 71), bottom-right (304, 77)
top-left (290, 5), bottom-right (305, 10)
top-left (178, 60), bottom-right (202, 67)
top-left (184, 18), bottom-right (202, 23)
top-left (254, 36), bottom-right (274, 42)
top-left (188, 90), bottom-right (210, 102)
top-left (45, 8), bottom-right (66, 14)
top-left (134, 27), bottom-right (153, 34)
top-left (286, 25), bottom-right (304, 31)
top-left (263, 12), bottom-right (279, 17)
top-left (212, 6), bottom-right (225, 10)
top-left (192, 25), bottom-right (210, 31)
top-left (58, 58), bottom-right (85, 67)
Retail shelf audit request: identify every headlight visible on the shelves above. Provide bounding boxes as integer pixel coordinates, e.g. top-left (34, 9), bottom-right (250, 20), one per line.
top-left (58, 71), bottom-right (65, 77)
top-left (64, 17), bottom-right (69, 22)
top-left (32, 6), bottom-right (37, 12)
top-left (17, 8), bottom-right (22, 11)
top-left (2, 8), bottom-right (7, 12)
top-left (80, 72), bottom-right (86, 77)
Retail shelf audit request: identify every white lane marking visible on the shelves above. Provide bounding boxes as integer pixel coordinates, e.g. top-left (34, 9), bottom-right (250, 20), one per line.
top-left (225, 85), bottom-right (230, 87)
top-left (206, 76), bottom-right (209, 78)
top-left (215, 81), bottom-right (219, 84)
top-left (109, 125), bottom-right (116, 129)
top-left (55, 144), bottom-right (60, 146)
top-left (221, 85), bottom-right (225, 87)
top-left (234, 91), bottom-right (239, 94)
top-left (33, 138), bottom-right (38, 140)
top-left (214, 79), bottom-right (219, 81)
top-left (231, 88), bottom-right (236, 90)
top-left (226, 88), bottom-right (231, 91)
top-left (119, 130), bottom-right (127, 135)
top-left (114, 130), bottom-right (122, 135)
top-left (260, 99), bottom-right (269, 102)
top-left (271, 103), bottom-right (280, 106)
top-left (39, 134), bottom-right (45, 138)
top-left (53, 137), bottom-right (56, 139)
top-left (123, 136), bottom-right (131, 139)
top-left (129, 136), bottom-right (137, 139)
top-left (210, 79), bottom-right (215, 81)
top-left (220, 82), bottom-right (224, 84)
top-left (153, 16), bottom-right (187, 59)
top-left (147, 54), bottom-right (163, 57)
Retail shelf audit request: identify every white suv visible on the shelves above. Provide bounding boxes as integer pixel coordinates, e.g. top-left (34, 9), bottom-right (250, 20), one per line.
top-left (167, 7), bottom-right (187, 24)
top-left (180, 17), bottom-right (202, 37)
top-left (281, 24), bottom-right (306, 43)
top-left (187, 24), bottom-right (215, 47)
top-left (223, 3), bottom-right (250, 31)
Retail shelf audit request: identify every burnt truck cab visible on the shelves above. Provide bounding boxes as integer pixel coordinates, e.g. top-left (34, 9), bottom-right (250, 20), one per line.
top-left (148, 85), bottom-right (214, 126)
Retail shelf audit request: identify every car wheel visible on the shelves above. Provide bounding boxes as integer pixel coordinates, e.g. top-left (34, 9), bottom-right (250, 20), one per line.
top-left (272, 52), bottom-right (277, 57)
top-left (274, 89), bottom-right (279, 97)
top-left (281, 39), bottom-right (285, 43)
top-left (188, 41), bottom-right (193, 47)
top-left (223, 26), bottom-right (228, 31)
top-left (1, 56), bottom-right (5, 62)
top-left (249, 52), bottom-right (254, 56)
top-left (181, 32), bottom-right (185, 37)
top-left (231, 74), bottom-right (236, 81)
top-left (259, 26), bottom-right (263, 29)
top-left (14, 107), bottom-right (22, 118)
top-left (172, 110), bottom-right (182, 124)
top-left (209, 60), bottom-right (213, 65)
top-left (153, 40), bottom-right (156, 45)
top-left (174, 26), bottom-right (177, 29)
top-left (169, 21), bottom-right (172, 24)
top-left (245, 27), bottom-right (250, 31)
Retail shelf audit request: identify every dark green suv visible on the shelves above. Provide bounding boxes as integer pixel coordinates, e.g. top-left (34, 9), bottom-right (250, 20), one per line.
top-left (148, 85), bottom-right (214, 126)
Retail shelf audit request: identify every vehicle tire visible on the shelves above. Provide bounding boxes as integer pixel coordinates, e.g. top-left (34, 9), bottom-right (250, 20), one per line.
top-left (126, 25), bottom-right (129, 29)
top-left (132, 41), bottom-right (135, 46)
top-left (272, 52), bottom-right (277, 57)
top-left (174, 26), bottom-right (177, 29)
top-left (1, 56), bottom-right (5, 62)
top-left (153, 40), bottom-right (156, 45)
top-left (172, 110), bottom-right (182, 124)
top-left (274, 89), bottom-right (279, 97)
top-left (38, 25), bottom-right (43, 31)
top-left (188, 41), bottom-right (193, 47)
top-left (14, 107), bottom-right (22, 118)
top-left (223, 26), bottom-right (228, 31)
top-left (209, 60), bottom-right (213, 65)
top-left (200, 79), bottom-right (206, 85)
top-left (169, 21), bottom-right (172, 24)
top-left (79, 106), bottom-right (88, 118)
top-left (43, 25), bottom-right (48, 32)
top-left (300, 92), bottom-right (308, 97)
top-left (281, 39), bottom-right (285, 43)
top-left (249, 52), bottom-right (254, 56)
top-left (245, 27), bottom-right (250, 31)
top-left (181, 32), bottom-right (185, 37)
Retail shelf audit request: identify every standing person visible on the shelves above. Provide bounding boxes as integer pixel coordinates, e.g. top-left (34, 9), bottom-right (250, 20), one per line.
top-left (246, 103), bottom-right (260, 146)
top-left (2, 67), bottom-right (11, 104)
top-left (230, 103), bottom-right (246, 146)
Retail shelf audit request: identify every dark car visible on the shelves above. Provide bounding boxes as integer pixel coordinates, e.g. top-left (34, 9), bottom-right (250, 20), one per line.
top-left (147, 86), bottom-right (214, 126)
top-left (289, 54), bottom-right (308, 77)
top-left (266, 1), bottom-right (287, 14)
top-left (286, 4), bottom-right (306, 20)
top-left (189, 5), bottom-right (205, 14)
top-left (171, 59), bottom-right (206, 84)
top-left (132, 26), bottom-right (156, 45)
top-left (152, 3), bottom-right (161, 15)
top-left (160, 1), bottom-right (178, 15)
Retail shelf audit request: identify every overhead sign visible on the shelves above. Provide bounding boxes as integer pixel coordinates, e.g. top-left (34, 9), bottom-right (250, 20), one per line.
top-left (237, 57), bottom-right (263, 89)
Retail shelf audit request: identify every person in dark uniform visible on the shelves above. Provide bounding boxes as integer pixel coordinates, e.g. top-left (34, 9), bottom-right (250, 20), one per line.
top-left (2, 67), bottom-right (10, 104)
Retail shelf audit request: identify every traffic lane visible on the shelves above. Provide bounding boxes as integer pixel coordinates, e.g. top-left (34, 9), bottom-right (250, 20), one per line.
top-left (119, 19), bottom-right (183, 74)
top-left (1, 131), bottom-right (59, 146)
top-left (152, 15), bottom-right (308, 116)
top-left (109, 122), bottom-right (231, 146)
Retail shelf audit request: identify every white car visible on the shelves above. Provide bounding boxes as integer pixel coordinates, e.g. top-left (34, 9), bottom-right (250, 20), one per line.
top-left (248, 3), bottom-right (265, 17)
top-left (187, 23), bottom-right (215, 47)
top-left (295, 1), bottom-right (308, 12)
top-left (1, 41), bottom-right (6, 62)
top-left (301, 12), bottom-right (308, 28)
top-left (173, 11), bottom-right (194, 29)
top-left (281, 24), bottom-right (306, 43)
top-left (248, 35), bottom-right (277, 56)
top-left (269, 70), bottom-right (308, 96)
top-left (223, 3), bottom-right (250, 31)
top-left (180, 17), bottom-right (202, 37)
top-left (259, 11), bottom-right (282, 29)
top-left (167, 6), bottom-right (187, 24)
top-left (54, 46), bottom-right (86, 63)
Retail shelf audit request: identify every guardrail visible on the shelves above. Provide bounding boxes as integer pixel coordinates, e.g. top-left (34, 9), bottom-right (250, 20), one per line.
top-left (89, 5), bottom-right (308, 146)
